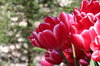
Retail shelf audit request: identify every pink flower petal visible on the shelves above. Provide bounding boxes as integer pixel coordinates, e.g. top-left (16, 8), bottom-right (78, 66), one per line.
top-left (60, 12), bottom-right (70, 30)
top-left (90, 41), bottom-right (100, 51)
top-left (94, 20), bottom-right (100, 35)
top-left (38, 23), bottom-right (51, 32)
top-left (90, 36), bottom-right (100, 51)
top-left (42, 30), bottom-right (58, 49)
top-left (53, 22), bottom-right (67, 46)
top-left (80, 16), bottom-right (94, 29)
top-left (44, 16), bottom-right (57, 25)
top-left (89, 27), bottom-right (97, 41)
top-left (29, 36), bottom-right (42, 48)
top-left (80, 0), bottom-right (89, 12)
top-left (92, 50), bottom-right (100, 62)
top-left (71, 34), bottom-right (85, 50)
top-left (37, 32), bottom-right (50, 49)
top-left (81, 30), bottom-right (91, 50)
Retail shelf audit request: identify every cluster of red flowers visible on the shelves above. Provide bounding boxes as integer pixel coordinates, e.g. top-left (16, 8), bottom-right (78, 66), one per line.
top-left (29, 0), bottom-right (100, 66)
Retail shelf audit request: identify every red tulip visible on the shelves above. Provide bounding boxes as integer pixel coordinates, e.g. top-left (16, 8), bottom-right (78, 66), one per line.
top-left (28, 0), bottom-right (100, 64)
top-left (45, 50), bottom-right (63, 64)
top-left (88, 19), bottom-right (100, 62)
top-left (71, 17), bottom-right (99, 51)
top-left (29, 12), bottom-right (72, 49)
top-left (89, 19), bottom-right (100, 61)
top-left (71, 0), bottom-right (100, 51)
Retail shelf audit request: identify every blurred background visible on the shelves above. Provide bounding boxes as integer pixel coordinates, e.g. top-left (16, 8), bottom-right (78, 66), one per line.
top-left (0, 0), bottom-right (81, 66)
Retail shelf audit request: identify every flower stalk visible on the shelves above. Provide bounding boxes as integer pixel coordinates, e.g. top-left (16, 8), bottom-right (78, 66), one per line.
top-left (72, 44), bottom-right (77, 66)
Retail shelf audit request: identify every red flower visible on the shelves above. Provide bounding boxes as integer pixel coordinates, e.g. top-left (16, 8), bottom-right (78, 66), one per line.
top-left (71, 0), bottom-right (100, 51)
top-left (45, 50), bottom-right (63, 64)
top-left (28, 0), bottom-right (100, 64)
top-left (29, 12), bottom-right (72, 49)
top-left (90, 20), bottom-right (100, 61)
top-left (89, 20), bottom-right (100, 52)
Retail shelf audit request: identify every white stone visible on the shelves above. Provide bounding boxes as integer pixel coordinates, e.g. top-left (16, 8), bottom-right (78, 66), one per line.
top-left (23, 43), bottom-right (28, 48)
top-left (59, 0), bottom-right (73, 7)
top-left (0, 46), bottom-right (9, 53)
top-left (12, 51), bottom-right (21, 57)
top-left (18, 38), bottom-right (24, 42)
top-left (21, 56), bottom-right (28, 62)
top-left (10, 17), bottom-right (18, 22)
top-left (15, 44), bottom-right (21, 49)
top-left (9, 45), bottom-right (15, 50)
top-left (23, 50), bottom-right (28, 54)
top-left (19, 20), bottom-right (27, 27)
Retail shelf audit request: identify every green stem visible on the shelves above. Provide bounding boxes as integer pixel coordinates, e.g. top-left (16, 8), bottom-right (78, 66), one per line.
top-left (72, 44), bottom-right (77, 66)
top-left (57, 49), bottom-right (70, 66)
